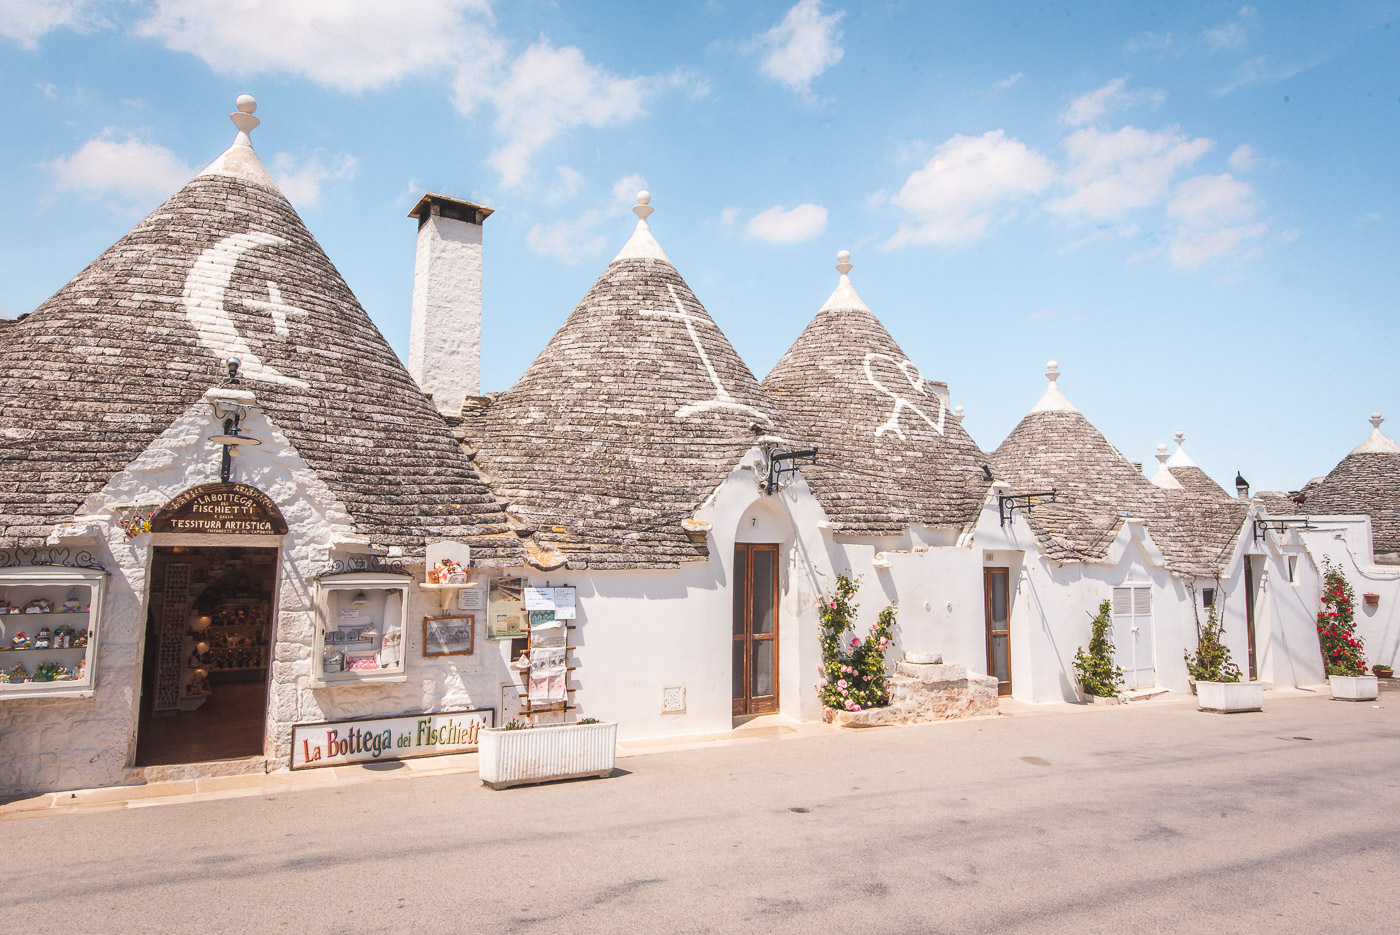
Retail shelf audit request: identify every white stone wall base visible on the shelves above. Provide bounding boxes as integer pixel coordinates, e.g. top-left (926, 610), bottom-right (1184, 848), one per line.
top-left (830, 663), bottom-right (999, 727)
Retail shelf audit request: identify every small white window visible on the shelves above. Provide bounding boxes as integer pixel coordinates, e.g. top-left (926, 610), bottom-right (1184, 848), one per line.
top-left (1287, 555), bottom-right (1298, 584)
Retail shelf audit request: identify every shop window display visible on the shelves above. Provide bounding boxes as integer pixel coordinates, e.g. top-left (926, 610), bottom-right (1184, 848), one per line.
top-left (314, 572), bottom-right (410, 685)
top-left (0, 566), bottom-right (106, 698)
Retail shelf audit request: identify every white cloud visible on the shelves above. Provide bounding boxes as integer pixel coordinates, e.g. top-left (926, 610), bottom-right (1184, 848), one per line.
top-left (745, 204), bottom-right (828, 243)
top-left (884, 130), bottom-right (1054, 247)
top-left (545, 166), bottom-right (585, 206)
top-left (993, 72), bottom-right (1023, 90)
top-left (135, 0), bottom-right (494, 93)
top-left (0, 0), bottom-right (110, 49)
top-left (1062, 77), bottom-right (1165, 126)
top-left (1227, 144), bottom-right (1257, 171)
top-left (720, 206), bottom-right (739, 226)
top-left (524, 173), bottom-right (647, 264)
top-left (269, 151), bottom-right (358, 209)
top-left (1358, 212), bottom-right (1382, 223)
top-left (756, 0), bottom-right (845, 95)
top-left (1047, 126), bottom-right (1214, 221)
top-left (45, 133), bottom-right (194, 204)
top-left (1214, 54), bottom-right (1314, 95)
top-left (1205, 6), bottom-right (1256, 51)
top-left (1166, 172), bottom-right (1267, 268)
top-left (1125, 31), bottom-right (1173, 54)
top-left (455, 40), bottom-right (649, 189)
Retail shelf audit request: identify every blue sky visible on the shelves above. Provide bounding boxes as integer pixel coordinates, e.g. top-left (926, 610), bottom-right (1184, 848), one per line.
top-left (1, 1), bottom-right (1396, 494)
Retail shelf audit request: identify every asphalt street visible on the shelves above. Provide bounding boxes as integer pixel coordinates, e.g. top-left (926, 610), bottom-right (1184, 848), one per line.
top-left (3, 688), bottom-right (1397, 934)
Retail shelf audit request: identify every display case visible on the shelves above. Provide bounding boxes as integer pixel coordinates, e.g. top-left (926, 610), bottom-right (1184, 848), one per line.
top-left (313, 572), bottom-right (411, 686)
top-left (0, 566), bottom-right (106, 699)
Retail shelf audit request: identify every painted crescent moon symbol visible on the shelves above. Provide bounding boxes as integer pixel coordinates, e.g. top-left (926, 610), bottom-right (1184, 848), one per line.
top-left (181, 231), bottom-right (309, 388)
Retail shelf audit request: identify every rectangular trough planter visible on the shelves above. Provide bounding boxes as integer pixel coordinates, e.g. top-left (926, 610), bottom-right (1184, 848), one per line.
top-left (1329, 675), bottom-right (1379, 701)
top-left (1197, 681), bottom-right (1263, 713)
top-left (478, 721), bottom-right (617, 790)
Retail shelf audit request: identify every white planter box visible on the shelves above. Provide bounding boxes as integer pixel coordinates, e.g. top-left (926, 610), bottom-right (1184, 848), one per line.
top-left (478, 721), bottom-right (617, 790)
top-left (1197, 681), bottom-right (1263, 713)
top-left (1329, 675), bottom-right (1379, 701)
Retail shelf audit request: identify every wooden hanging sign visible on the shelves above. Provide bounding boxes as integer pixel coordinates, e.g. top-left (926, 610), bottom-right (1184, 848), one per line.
top-left (151, 482), bottom-right (289, 535)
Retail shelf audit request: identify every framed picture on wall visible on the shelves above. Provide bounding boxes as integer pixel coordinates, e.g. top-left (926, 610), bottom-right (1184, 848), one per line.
top-left (423, 615), bottom-right (475, 656)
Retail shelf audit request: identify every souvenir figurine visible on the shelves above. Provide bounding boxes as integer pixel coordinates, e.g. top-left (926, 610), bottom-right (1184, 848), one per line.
top-left (74, 659), bottom-right (86, 680)
top-left (74, 629), bottom-right (88, 647)
top-left (24, 598), bottom-right (53, 614)
top-left (53, 624), bottom-right (74, 648)
top-left (34, 628), bottom-right (51, 649)
top-left (60, 589), bottom-right (83, 614)
top-left (0, 599), bottom-right (14, 615)
top-left (10, 663), bottom-right (28, 682)
top-left (12, 631), bottom-right (27, 650)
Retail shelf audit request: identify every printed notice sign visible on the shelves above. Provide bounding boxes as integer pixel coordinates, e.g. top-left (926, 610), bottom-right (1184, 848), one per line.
top-left (292, 709), bottom-right (493, 769)
top-left (553, 587), bottom-right (576, 619)
top-left (524, 587), bottom-right (555, 611)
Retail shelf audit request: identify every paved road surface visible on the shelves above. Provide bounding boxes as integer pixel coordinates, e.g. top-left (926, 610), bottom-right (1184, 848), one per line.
top-left (2, 689), bottom-right (1397, 934)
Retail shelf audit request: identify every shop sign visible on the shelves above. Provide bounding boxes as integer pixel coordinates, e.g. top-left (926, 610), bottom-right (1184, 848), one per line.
top-left (151, 482), bottom-right (288, 535)
top-left (291, 709), bottom-right (494, 769)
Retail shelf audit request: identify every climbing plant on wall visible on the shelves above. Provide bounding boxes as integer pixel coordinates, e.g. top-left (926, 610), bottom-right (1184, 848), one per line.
top-left (816, 573), bottom-right (897, 714)
top-left (1073, 599), bottom-right (1124, 698)
top-left (1316, 559), bottom-right (1367, 676)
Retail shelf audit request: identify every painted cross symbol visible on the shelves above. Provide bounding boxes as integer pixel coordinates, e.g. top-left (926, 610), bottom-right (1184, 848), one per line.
top-left (864, 352), bottom-right (946, 439)
top-left (642, 284), bottom-right (772, 422)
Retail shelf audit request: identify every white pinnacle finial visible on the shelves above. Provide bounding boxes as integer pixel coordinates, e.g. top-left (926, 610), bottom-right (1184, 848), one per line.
top-left (836, 250), bottom-right (852, 276)
top-left (1371, 412), bottom-right (1384, 430)
top-left (1045, 360), bottom-right (1060, 384)
top-left (1174, 430), bottom-right (1185, 446)
top-left (1156, 443), bottom-right (1170, 465)
top-left (953, 404), bottom-right (965, 422)
top-left (633, 190), bottom-right (654, 221)
top-left (230, 94), bottom-right (260, 145)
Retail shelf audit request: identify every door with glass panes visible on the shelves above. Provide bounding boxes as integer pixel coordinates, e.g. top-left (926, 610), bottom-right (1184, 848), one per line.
top-left (733, 544), bottom-right (779, 715)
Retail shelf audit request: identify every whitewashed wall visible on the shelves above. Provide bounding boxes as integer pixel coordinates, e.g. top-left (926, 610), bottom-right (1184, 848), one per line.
top-left (1293, 517), bottom-right (1400, 671)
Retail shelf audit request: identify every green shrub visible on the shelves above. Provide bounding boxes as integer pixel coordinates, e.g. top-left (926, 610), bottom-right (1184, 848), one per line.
top-left (1184, 601), bottom-right (1241, 684)
top-left (1073, 600), bottom-right (1124, 698)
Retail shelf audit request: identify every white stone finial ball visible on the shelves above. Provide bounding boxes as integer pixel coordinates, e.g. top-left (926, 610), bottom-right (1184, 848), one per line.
top-left (837, 250), bottom-right (851, 264)
top-left (236, 94), bottom-right (257, 114)
top-left (1157, 443), bottom-right (1168, 454)
top-left (1046, 360), bottom-right (1058, 372)
top-left (636, 191), bottom-right (650, 205)
top-left (1371, 412), bottom-right (1384, 428)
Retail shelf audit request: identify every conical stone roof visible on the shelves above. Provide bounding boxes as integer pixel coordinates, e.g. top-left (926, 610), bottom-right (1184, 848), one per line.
top-left (0, 100), bottom-right (518, 562)
top-left (464, 196), bottom-right (793, 569)
top-left (1297, 414), bottom-right (1400, 563)
top-left (762, 253), bottom-right (993, 535)
top-left (993, 365), bottom-right (1246, 576)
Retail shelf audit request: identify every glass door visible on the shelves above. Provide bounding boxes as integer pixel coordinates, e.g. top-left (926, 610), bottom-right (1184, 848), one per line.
top-left (732, 544), bottom-right (779, 715)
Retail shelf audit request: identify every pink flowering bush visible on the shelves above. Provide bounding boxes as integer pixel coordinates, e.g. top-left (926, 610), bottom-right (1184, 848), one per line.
top-left (1317, 559), bottom-right (1367, 676)
top-left (816, 573), bottom-right (897, 713)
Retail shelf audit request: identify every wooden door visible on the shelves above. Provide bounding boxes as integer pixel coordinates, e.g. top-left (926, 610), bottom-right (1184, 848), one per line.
top-left (733, 544), bottom-right (779, 715)
top-left (983, 567), bottom-right (1012, 696)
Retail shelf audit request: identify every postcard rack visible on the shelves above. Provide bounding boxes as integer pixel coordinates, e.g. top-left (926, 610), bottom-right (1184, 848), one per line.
top-left (516, 580), bottom-right (577, 715)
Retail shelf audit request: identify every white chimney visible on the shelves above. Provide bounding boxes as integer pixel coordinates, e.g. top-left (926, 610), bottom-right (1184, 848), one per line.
top-left (408, 193), bottom-right (492, 417)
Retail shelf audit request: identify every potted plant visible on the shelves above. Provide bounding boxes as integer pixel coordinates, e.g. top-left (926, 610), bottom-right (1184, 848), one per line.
top-left (1073, 600), bottom-right (1124, 704)
top-left (1185, 599), bottom-right (1261, 713)
top-left (1316, 560), bottom-right (1378, 701)
top-left (1373, 664), bottom-right (1393, 679)
top-left (478, 716), bottom-right (617, 790)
